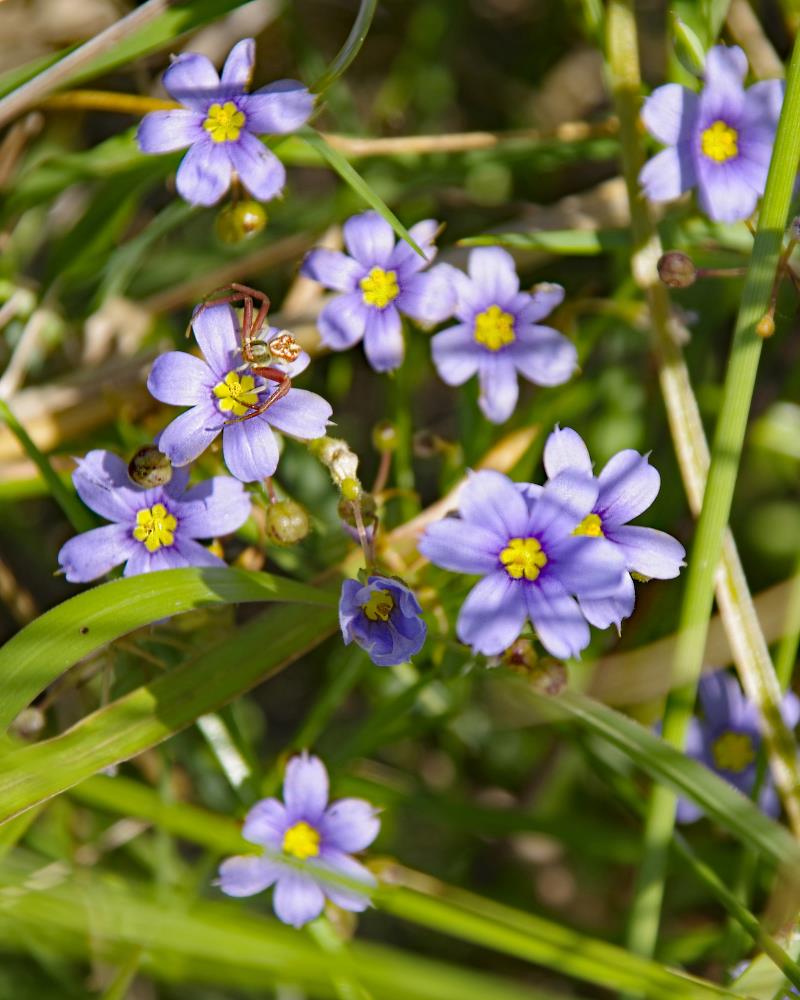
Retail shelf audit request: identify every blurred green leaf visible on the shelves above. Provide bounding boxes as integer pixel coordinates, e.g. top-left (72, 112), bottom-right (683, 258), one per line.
top-left (0, 567), bottom-right (338, 733)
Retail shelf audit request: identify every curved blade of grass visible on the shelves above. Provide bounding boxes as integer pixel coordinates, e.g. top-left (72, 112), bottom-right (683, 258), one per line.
top-left (300, 127), bottom-right (425, 257)
top-left (0, 599), bottom-right (338, 822)
top-left (0, 862), bottom-right (583, 1000)
top-left (311, 0), bottom-right (378, 94)
top-left (0, 566), bottom-right (338, 733)
top-left (0, 845), bottom-right (738, 999)
top-left (0, 399), bottom-right (94, 534)
top-left (67, 776), bottom-right (743, 998)
top-left (492, 676), bottom-right (800, 875)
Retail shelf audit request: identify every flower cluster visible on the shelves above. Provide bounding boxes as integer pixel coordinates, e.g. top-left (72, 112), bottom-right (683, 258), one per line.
top-left (58, 450), bottom-right (251, 581)
top-left (677, 672), bottom-right (799, 823)
top-left (148, 302), bottom-right (332, 483)
top-left (419, 426), bottom-right (684, 660)
top-left (640, 44), bottom-right (783, 222)
top-left (218, 752), bottom-right (380, 927)
top-left (301, 211), bottom-right (455, 371)
top-left (137, 39), bottom-right (313, 206)
top-left (339, 574), bottom-right (427, 666)
top-left (303, 222), bottom-right (577, 422)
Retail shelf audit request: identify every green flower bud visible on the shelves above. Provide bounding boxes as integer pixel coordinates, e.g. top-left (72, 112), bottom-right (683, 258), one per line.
top-left (372, 420), bottom-right (398, 453)
top-left (265, 499), bottom-right (310, 546)
top-left (215, 200), bottom-right (268, 244)
top-left (128, 445), bottom-right (172, 488)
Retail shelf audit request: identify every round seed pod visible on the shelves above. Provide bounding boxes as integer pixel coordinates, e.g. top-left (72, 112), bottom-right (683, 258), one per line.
top-left (337, 491), bottom-right (377, 530)
top-left (657, 251), bottom-right (697, 289)
top-left (215, 200), bottom-right (268, 244)
top-left (128, 445), bottom-right (172, 488)
top-left (372, 420), bottom-right (399, 453)
top-left (756, 313), bottom-right (776, 338)
top-left (265, 499), bottom-right (310, 546)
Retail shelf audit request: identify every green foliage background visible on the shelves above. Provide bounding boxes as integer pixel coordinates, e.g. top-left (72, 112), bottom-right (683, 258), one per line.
top-left (2, 0), bottom-right (800, 997)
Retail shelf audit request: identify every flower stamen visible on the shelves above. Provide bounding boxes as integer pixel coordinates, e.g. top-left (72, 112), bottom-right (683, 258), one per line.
top-left (474, 304), bottom-right (515, 351)
top-left (360, 267), bottom-right (399, 309)
top-left (362, 589), bottom-right (394, 621)
top-left (213, 370), bottom-right (260, 417)
top-left (700, 120), bottom-right (738, 163)
top-left (133, 503), bottom-right (177, 552)
top-left (282, 820), bottom-right (321, 859)
top-left (203, 101), bottom-right (246, 143)
top-left (500, 537), bottom-right (548, 581)
top-left (711, 731), bottom-right (755, 772)
top-left (573, 513), bottom-right (604, 537)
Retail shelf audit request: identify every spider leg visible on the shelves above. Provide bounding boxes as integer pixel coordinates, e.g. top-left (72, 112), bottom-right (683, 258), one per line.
top-left (223, 367), bottom-right (292, 424)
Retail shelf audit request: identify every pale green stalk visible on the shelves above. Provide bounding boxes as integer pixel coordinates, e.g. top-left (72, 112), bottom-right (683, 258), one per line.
top-left (606, 0), bottom-right (800, 960)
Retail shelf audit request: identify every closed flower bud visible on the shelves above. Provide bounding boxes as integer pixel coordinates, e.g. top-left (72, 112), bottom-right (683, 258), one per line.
top-left (128, 445), bottom-right (172, 488)
top-left (372, 420), bottom-right (398, 453)
top-left (338, 491), bottom-right (377, 530)
top-left (265, 499), bottom-right (310, 546)
top-left (790, 216), bottom-right (800, 242)
top-left (215, 200), bottom-right (268, 244)
top-left (657, 251), bottom-right (696, 289)
top-left (756, 313), bottom-right (775, 338)
top-left (310, 436), bottom-right (360, 489)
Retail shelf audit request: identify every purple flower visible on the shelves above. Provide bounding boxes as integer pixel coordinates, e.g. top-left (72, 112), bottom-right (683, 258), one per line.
top-left (218, 752), bottom-right (380, 927)
top-left (148, 303), bottom-right (332, 483)
top-left (526, 426), bottom-right (686, 631)
top-left (339, 575), bottom-right (427, 666)
top-left (300, 211), bottom-right (456, 372)
top-left (57, 450), bottom-right (251, 582)
top-left (677, 672), bottom-right (800, 823)
top-left (418, 469), bottom-right (626, 660)
top-left (137, 38), bottom-right (313, 206)
top-left (430, 249), bottom-right (577, 424)
top-left (639, 44), bottom-right (784, 223)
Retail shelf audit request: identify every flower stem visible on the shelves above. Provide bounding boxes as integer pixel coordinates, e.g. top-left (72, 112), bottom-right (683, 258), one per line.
top-left (606, 0), bottom-right (800, 961)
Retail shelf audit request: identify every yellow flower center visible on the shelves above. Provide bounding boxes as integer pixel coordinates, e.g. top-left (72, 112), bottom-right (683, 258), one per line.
top-left (132, 503), bottom-right (177, 553)
top-left (213, 370), bottom-right (260, 417)
top-left (500, 537), bottom-right (548, 581)
top-left (474, 304), bottom-right (515, 351)
top-left (282, 820), bottom-right (321, 860)
top-left (573, 513), bottom-right (604, 537)
top-left (360, 267), bottom-right (400, 309)
top-left (362, 588), bottom-right (394, 622)
top-left (203, 101), bottom-right (246, 143)
top-left (700, 120), bottom-right (739, 163)
top-left (711, 731), bottom-right (756, 773)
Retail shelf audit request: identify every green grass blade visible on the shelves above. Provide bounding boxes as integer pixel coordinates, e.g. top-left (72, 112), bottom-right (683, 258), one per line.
top-left (68, 775), bottom-right (738, 999)
top-left (300, 127), bottom-right (425, 257)
top-left (0, 399), bottom-right (94, 533)
top-left (0, 862), bottom-right (586, 1000)
top-left (493, 677), bottom-right (800, 874)
top-left (458, 229), bottom-right (631, 254)
top-left (312, 0), bottom-right (379, 93)
top-left (0, 567), bottom-right (338, 733)
top-left (0, 600), bottom-right (338, 822)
